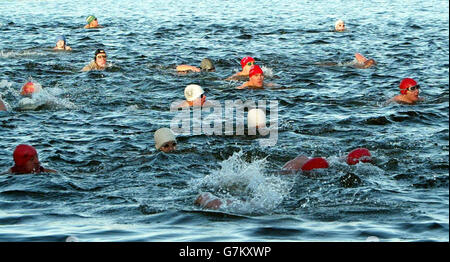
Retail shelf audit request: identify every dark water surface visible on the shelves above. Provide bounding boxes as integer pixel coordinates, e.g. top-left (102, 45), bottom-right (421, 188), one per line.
top-left (0, 0), bottom-right (448, 241)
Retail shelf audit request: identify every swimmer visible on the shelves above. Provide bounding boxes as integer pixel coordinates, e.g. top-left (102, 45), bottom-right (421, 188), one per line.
top-left (386, 78), bottom-right (424, 105)
top-left (248, 108), bottom-right (266, 129)
top-left (82, 49), bottom-right (107, 71)
top-left (226, 56), bottom-right (255, 80)
top-left (281, 155), bottom-right (329, 174)
top-left (53, 35), bottom-right (72, 51)
top-left (316, 53), bottom-right (376, 69)
top-left (172, 84), bottom-right (213, 108)
top-left (352, 53), bottom-right (376, 69)
top-left (154, 128), bottom-right (177, 153)
top-left (176, 58), bottom-right (215, 73)
top-left (237, 65), bottom-right (275, 89)
top-left (335, 19), bottom-right (346, 32)
top-left (194, 192), bottom-right (232, 210)
top-left (84, 15), bottom-right (103, 29)
top-left (7, 144), bottom-right (57, 174)
top-left (20, 81), bottom-right (41, 96)
top-left (346, 148), bottom-right (372, 165)
top-left (0, 95), bottom-right (6, 111)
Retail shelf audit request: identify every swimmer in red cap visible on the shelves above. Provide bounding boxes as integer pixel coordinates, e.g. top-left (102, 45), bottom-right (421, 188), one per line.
top-left (346, 148), bottom-right (372, 165)
top-left (7, 144), bottom-right (56, 174)
top-left (237, 65), bottom-right (267, 89)
top-left (20, 82), bottom-right (41, 96)
top-left (82, 49), bottom-right (108, 71)
top-left (0, 95), bottom-right (6, 111)
top-left (387, 78), bottom-right (424, 105)
top-left (281, 155), bottom-right (329, 174)
top-left (226, 56), bottom-right (256, 80)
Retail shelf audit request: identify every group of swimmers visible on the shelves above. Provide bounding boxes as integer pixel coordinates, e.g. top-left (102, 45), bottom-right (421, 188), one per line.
top-left (1, 17), bottom-right (425, 210)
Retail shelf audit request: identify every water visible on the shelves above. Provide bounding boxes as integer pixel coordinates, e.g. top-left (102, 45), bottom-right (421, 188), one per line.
top-left (0, 0), bottom-right (448, 242)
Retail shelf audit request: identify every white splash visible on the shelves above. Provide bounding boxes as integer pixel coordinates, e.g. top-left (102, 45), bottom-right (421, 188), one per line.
top-left (194, 150), bottom-right (291, 214)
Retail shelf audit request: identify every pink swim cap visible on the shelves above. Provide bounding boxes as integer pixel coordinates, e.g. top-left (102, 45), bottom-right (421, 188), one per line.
top-left (249, 65), bottom-right (263, 78)
top-left (21, 82), bottom-right (35, 95)
top-left (301, 157), bottom-right (329, 171)
top-left (13, 144), bottom-right (37, 167)
top-left (399, 78), bottom-right (417, 95)
top-left (346, 148), bottom-right (372, 165)
top-left (240, 56), bottom-right (255, 69)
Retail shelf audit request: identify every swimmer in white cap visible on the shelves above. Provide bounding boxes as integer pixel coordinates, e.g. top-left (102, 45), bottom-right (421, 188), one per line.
top-left (154, 128), bottom-right (177, 153)
top-left (335, 19), bottom-right (346, 32)
top-left (247, 108), bottom-right (266, 129)
top-left (176, 58), bottom-right (215, 74)
top-left (173, 84), bottom-right (213, 108)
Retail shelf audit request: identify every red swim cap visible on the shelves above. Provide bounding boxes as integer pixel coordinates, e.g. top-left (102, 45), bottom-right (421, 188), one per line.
top-left (240, 56), bottom-right (255, 69)
top-left (346, 148), bottom-right (372, 165)
top-left (399, 78), bottom-right (417, 95)
top-left (13, 144), bottom-right (37, 167)
top-left (301, 157), bottom-right (329, 171)
top-left (249, 65), bottom-right (263, 78)
top-left (21, 82), bottom-right (35, 96)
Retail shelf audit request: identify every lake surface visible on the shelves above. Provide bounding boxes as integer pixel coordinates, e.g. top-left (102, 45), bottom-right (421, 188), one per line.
top-left (0, 0), bottom-right (448, 242)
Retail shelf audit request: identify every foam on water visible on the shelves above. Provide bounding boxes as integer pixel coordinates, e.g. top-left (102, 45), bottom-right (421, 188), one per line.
top-left (192, 150), bottom-right (292, 214)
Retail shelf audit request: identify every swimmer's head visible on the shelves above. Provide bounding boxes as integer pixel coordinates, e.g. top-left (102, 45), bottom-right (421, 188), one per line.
top-left (154, 128), bottom-right (177, 153)
top-left (249, 65), bottom-right (264, 78)
top-left (13, 144), bottom-right (38, 168)
top-left (240, 56), bottom-right (255, 69)
top-left (200, 58), bottom-right (215, 72)
top-left (301, 157), bottom-right (329, 171)
top-left (364, 59), bottom-right (376, 68)
top-left (248, 65), bottom-right (264, 88)
top-left (94, 49), bottom-right (107, 67)
top-left (184, 84), bottom-right (205, 102)
top-left (346, 148), bottom-right (372, 165)
top-left (86, 15), bottom-right (97, 24)
top-left (20, 82), bottom-right (35, 96)
top-left (399, 78), bottom-right (418, 95)
top-left (335, 19), bottom-right (345, 31)
top-left (56, 35), bottom-right (67, 48)
top-left (247, 108), bottom-right (266, 129)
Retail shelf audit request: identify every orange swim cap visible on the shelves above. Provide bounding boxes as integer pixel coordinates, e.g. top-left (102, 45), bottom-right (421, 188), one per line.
top-left (399, 78), bottom-right (417, 95)
top-left (346, 148), bottom-right (372, 165)
top-left (249, 65), bottom-right (263, 78)
top-left (13, 144), bottom-right (37, 167)
top-left (21, 82), bottom-right (35, 96)
top-left (240, 56), bottom-right (255, 69)
top-left (301, 157), bottom-right (329, 171)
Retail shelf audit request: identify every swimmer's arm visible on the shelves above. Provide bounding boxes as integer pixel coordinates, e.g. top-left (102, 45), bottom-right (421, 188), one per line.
top-left (237, 81), bottom-right (249, 89)
top-left (65, 46), bottom-right (72, 51)
top-left (176, 65), bottom-right (201, 73)
top-left (170, 101), bottom-right (189, 110)
top-left (0, 99), bottom-right (6, 111)
top-left (43, 168), bottom-right (57, 173)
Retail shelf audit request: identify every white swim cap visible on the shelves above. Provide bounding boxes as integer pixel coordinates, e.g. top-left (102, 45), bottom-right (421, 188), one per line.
top-left (248, 108), bottom-right (266, 128)
top-left (184, 84), bottom-right (204, 102)
top-left (154, 128), bottom-right (176, 150)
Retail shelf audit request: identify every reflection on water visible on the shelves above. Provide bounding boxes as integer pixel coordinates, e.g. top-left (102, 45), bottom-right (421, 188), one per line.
top-left (0, 0), bottom-right (448, 241)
